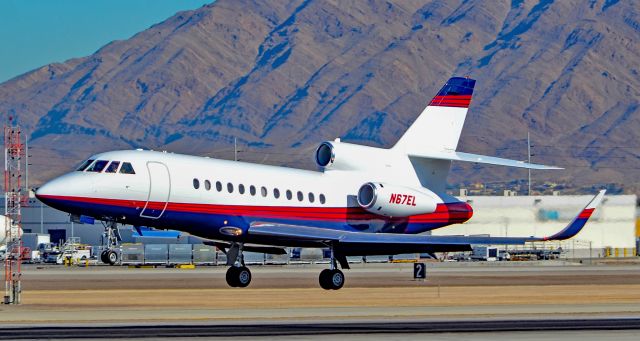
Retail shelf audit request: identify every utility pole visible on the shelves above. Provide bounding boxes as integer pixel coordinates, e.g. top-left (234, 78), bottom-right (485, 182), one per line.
top-left (527, 131), bottom-right (532, 196)
top-left (234, 137), bottom-right (238, 162)
top-left (24, 136), bottom-right (28, 197)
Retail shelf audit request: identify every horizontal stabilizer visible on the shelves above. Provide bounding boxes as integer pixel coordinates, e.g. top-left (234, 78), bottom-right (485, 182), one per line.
top-left (409, 151), bottom-right (562, 170)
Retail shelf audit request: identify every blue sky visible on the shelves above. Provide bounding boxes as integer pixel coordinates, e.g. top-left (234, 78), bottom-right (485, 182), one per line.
top-left (0, 0), bottom-right (211, 83)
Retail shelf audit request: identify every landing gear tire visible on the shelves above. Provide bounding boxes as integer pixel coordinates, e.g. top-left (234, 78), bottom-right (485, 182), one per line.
top-left (319, 269), bottom-right (344, 290)
top-left (226, 267), bottom-right (239, 287)
top-left (319, 269), bottom-right (332, 290)
top-left (107, 250), bottom-right (118, 266)
top-left (100, 250), bottom-right (109, 264)
top-left (226, 266), bottom-right (251, 288)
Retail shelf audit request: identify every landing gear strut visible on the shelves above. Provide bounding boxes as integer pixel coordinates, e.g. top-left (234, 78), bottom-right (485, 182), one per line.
top-left (224, 243), bottom-right (252, 288)
top-left (100, 221), bottom-right (121, 265)
top-left (319, 246), bottom-right (346, 290)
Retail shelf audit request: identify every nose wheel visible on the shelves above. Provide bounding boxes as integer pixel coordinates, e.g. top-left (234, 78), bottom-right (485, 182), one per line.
top-left (100, 250), bottom-right (119, 266)
top-left (100, 221), bottom-right (121, 265)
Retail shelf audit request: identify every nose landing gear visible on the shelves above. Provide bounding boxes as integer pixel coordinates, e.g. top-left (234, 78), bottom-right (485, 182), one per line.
top-left (100, 221), bottom-right (121, 265)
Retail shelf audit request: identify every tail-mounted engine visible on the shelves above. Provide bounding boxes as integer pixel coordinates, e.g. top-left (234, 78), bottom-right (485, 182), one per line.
top-left (357, 182), bottom-right (438, 217)
top-left (315, 140), bottom-right (393, 171)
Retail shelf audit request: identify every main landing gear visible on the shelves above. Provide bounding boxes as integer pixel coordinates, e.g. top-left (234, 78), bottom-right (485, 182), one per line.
top-left (319, 246), bottom-right (347, 290)
top-left (224, 243), bottom-right (252, 288)
top-left (219, 242), bottom-right (348, 290)
top-left (100, 221), bottom-right (121, 266)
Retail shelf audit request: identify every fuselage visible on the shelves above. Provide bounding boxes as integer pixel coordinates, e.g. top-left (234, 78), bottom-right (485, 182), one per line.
top-left (35, 149), bottom-right (472, 245)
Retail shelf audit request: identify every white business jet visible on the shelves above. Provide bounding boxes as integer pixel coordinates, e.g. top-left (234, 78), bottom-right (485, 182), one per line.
top-left (36, 77), bottom-right (605, 289)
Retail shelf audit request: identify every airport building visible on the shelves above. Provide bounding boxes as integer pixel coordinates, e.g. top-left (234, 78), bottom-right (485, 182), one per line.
top-left (9, 192), bottom-right (640, 263)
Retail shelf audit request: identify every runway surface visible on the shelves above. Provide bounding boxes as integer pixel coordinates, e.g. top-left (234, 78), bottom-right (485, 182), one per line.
top-left (2, 261), bottom-right (640, 339)
top-left (2, 318), bottom-right (640, 339)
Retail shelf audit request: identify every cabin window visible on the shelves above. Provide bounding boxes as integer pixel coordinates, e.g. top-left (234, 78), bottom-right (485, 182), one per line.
top-left (119, 162), bottom-right (136, 174)
top-left (193, 178), bottom-right (200, 189)
top-left (297, 191), bottom-right (303, 202)
top-left (261, 186), bottom-right (268, 197)
top-left (273, 188), bottom-right (280, 199)
top-left (227, 183), bottom-right (234, 193)
top-left (204, 180), bottom-right (211, 191)
top-left (76, 159), bottom-right (94, 171)
top-left (308, 192), bottom-right (315, 203)
top-left (319, 194), bottom-right (326, 204)
top-left (239, 184), bottom-right (246, 194)
top-left (286, 190), bottom-right (292, 200)
top-left (87, 160), bottom-right (108, 173)
top-left (104, 161), bottom-right (120, 173)
top-left (250, 185), bottom-right (256, 196)
top-left (216, 181), bottom-right (222, 192)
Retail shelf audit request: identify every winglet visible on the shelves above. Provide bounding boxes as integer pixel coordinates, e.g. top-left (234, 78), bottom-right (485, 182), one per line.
top-left (540, 190), bottom-right (606, 241)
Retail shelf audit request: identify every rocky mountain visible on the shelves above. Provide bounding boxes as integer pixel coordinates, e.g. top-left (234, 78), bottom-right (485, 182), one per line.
top-left (0, 0), bottom-right (638, 193)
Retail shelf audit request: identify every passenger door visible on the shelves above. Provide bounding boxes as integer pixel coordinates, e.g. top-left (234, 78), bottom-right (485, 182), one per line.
top-left (140, 161), bottom-right (171, 219)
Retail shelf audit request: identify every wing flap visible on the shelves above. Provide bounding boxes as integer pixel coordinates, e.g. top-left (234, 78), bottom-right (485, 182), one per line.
top-left (250, 223), bottom-right (530, 245)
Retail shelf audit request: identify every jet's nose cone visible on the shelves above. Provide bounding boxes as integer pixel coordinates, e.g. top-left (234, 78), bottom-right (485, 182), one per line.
top-left (36, 174), bottom-right (75, 203)
top-left (35, 183), bottom-right (49, 199)
top-left (35, 181), bottom-right (56, 203)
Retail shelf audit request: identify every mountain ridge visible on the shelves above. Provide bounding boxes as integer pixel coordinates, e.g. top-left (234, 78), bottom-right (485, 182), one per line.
top-left (0, 0), bottom-right (638, 193)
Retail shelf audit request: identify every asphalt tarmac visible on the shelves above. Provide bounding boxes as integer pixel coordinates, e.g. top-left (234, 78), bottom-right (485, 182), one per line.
top-left (2, 261), bottom-right (640, 339)
top-left (2, 318), bottom-right (640, 339)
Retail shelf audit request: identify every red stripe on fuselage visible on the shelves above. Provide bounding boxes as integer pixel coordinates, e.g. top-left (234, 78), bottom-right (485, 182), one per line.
top-left (37, 195), bottom-right (473, 224)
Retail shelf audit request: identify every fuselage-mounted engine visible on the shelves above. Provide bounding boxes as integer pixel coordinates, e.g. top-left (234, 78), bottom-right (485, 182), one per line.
top-left (315, 140), bottom-right (395, 171)
top-left (357, 182), bottom-right (439, 218)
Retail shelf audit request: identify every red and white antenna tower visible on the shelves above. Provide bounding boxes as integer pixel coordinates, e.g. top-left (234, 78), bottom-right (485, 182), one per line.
top-left (3, 120), bottom-right (25, 305)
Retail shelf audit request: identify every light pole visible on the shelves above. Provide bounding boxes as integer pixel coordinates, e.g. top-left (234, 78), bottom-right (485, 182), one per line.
top-left (527, 131), bottom-right (531, 196)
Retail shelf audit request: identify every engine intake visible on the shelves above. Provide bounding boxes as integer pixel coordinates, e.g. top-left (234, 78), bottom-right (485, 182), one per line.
top-left (314, 140), bottom-right (393, 171)
top-left (357, 182), bottom-right (438, 217)
top-left (315, 142), bottom-right (334, 167)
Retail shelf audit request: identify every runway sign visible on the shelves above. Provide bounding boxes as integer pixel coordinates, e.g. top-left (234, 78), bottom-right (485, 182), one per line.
top-left (413, 262), bottom-right (426, 279)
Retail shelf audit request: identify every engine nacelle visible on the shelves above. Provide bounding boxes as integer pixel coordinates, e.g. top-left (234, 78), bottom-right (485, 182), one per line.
top-left (357, 182), bottom-right (438, 217)
top-left (315, 140), bottom-right (392, 171)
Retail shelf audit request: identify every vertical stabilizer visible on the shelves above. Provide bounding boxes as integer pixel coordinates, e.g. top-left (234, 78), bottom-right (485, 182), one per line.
top-left (394, 77), bottom-right (475, 194)
top-left (393, 77), bottom-right (475, 154)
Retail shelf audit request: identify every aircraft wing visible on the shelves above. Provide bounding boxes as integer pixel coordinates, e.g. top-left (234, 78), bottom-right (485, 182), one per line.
top-left (408, 151), bottom-right (563, 170)
top-left (248, 190), bottom-right (605, 256)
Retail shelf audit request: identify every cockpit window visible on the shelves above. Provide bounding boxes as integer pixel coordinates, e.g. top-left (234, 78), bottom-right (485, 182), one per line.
top-left (104, 161), bottom-right (120, 173)
top-left (119, 162), bottom-right (136, 174)
top-left (86, 160), bottom-right (108, 172)
top-left (76, 159), bottom-right (94, 171)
